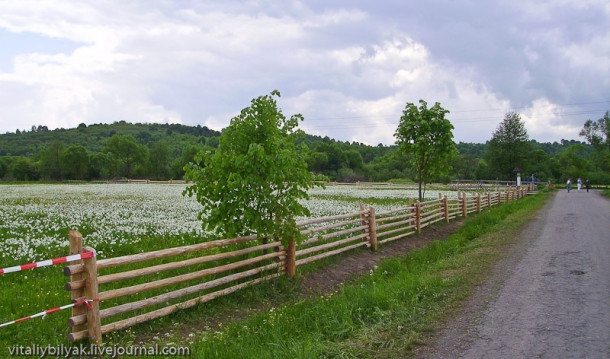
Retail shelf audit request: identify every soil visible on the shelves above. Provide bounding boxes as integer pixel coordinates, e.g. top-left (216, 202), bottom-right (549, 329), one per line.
top-left (134, 220), bottom-right (464, 345)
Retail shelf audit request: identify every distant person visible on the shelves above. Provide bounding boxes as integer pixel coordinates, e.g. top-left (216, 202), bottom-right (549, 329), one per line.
top-left (577, 178), bottom-right (582, 191)
top-left (566, 178), bottom-right (572, 192)
top-left (585, 178), bottom-right (590, 192)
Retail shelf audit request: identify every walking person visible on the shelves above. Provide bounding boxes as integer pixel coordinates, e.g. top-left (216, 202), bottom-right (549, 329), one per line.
top-left (577, 178), bottom-right (582, 191)
top-left (585, 178), bottom-right (590, 192)
top-left (567, 178), bottom-right (572, 192)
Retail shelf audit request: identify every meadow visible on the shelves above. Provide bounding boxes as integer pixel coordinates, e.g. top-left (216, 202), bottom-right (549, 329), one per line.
top-left (0, 182), bottom-right (460, 349)
top-left (0, 183), bottom-right (459, 266)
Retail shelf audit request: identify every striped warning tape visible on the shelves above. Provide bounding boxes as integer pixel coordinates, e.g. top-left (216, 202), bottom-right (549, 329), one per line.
top-left (0, 251), bottom-right (95, 275)
top-left (0, 298), bottom-right (99, 328)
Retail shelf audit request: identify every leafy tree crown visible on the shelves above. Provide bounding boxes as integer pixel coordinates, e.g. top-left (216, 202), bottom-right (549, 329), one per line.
top-left (184, 90), bottom-right (318, 245)
top-left (394, 100), bottom-right (456, 201)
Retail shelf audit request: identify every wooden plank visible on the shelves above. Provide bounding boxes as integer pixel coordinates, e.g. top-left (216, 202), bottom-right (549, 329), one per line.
top-left (443, 196), bottom-right (450, 223)
top-left (68, 231), bottom-right (87, 335)
top-left (285, 240), bottom-right (296, 277)
top-left (295, 241), bottom-right (367, 267)
top-left (98, 251), bottom-right (282, 301)
top-left (420, 210), bottom-right (443, 224)
top-left (368, 206), bottom-right (378, 252)
top-left (69, 264), bottom-right (283, 327)
top-left (102, 263), bottom-right (281, 319)
top-left (296, 211), bottom-right (365, 227)
top-left (95, 274), bottom-right (280, 339)
top-left (97, 241), bottom-right (280, 285)
top-left (378, 230), bottom-right (415, 244)
top-left (376, 218), bottom-right (412, 231)
top-left (376, 224), bottom-right (416, 239)
top-left (375, 206), bottom-right (412, 217)
top-left (83, 246), bottom-right (101, 345)
top-left (415, 201), bottom-right (421, 232)
top-left (376, 212), bottom-right (414, 224)
top-left (296, 233), bottom-right (368, 257)
top-left (299, 218), bottom-right (362, 237)
top-left (96, 234), bottom-right (259, 270)
top-left (301, 224), bottom-right (367, 246)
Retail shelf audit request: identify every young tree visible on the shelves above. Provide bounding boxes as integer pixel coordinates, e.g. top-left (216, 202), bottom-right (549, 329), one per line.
top-left (394, 100), bottom-right (457, 201)
top-left (485, 112), bottom-right (531, 180)
top-left (184, 91), bottom-right (318, 245)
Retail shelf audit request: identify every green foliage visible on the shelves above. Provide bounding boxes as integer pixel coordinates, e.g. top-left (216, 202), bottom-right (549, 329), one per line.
top-left (1, 109), bottom-right (609, 184)
top-left (555, 144), bottom-right (591, 181)
top-left (580, 111), bottom-right (610, 172)
top-left (395, 100), bottom-right (457, 201)
top-left (486, 112), bottom-right (531, 180)
top-left (184, 91), bottom-right (319, 244)
top-left (148, 140), bottom-right (171, 180)
top-left (0, 157), bottom-right (7, 178)
top-left (61, 145), bottom-right (90, 180)
top-left (11, 157), bottom-right (39, 180)
top-left (580, 111), bottom-right (610, 151)
top-left (104, 134), bottom-right (147, 178)
top-left (38, 142), bottom-right (64, 180)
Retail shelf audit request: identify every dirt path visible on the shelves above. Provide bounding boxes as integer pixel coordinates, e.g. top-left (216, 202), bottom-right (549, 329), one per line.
top-left (419, 190), bottom-right (610, 358)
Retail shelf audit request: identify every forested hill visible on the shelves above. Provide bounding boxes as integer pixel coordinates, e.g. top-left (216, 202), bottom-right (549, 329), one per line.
top-left (0, 121), bottom-right (601, 184)
top-left (0, 121), bottom-right (220, 157)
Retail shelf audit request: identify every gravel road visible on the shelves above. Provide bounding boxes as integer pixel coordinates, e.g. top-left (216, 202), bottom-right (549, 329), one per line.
top-left (422, 189), bottom-right (610, 359)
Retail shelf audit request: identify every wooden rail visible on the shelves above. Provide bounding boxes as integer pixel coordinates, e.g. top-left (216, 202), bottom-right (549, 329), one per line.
top-left (64, 183), bottom-right (536, 343)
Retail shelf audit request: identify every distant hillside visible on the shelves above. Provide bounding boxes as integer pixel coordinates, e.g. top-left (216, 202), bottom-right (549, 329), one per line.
top-left (0, 121), bottom-right (220, 157)
top-left (0, 121), bottom-right (599, 183)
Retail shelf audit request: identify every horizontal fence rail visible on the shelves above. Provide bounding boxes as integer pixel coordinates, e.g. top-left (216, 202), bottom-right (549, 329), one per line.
top-left (64, 184), bottom-right (536, 343)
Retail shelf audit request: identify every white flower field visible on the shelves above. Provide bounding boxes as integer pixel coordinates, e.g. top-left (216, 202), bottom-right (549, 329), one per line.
top-left (0, 183), bottom-right (460, 266)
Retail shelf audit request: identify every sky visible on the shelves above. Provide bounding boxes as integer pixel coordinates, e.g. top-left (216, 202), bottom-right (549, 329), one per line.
top-left (0, 1), bottom-right (608, 145)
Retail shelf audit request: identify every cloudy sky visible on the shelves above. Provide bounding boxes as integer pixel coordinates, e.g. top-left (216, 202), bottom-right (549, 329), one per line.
top-left (0, 0), bottom-right (608, 144)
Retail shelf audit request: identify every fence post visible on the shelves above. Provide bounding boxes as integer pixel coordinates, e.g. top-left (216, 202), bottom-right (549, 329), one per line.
top-left (360, 202), bottom-right (369, 242)
top-left (285, 239), bottom-right (296, 277)
top-left (82, 245), bottom-right (102, 345)
top-left (443, 196), bottom-right (449, 223)
top-left (477, 193), bottom-right (481, 212)
top-left (461, 192), bottom-right (467, 217)
top-left (487, 191), bottom-right (491, 208)
top-left (415, 201), bottom-right (421, 232)
top-left (368, 206), bottom-right (378, 251)
top-left (68, 231), bottom-right (87, 335)
top-left (409, 198), bottom-right (415, 228)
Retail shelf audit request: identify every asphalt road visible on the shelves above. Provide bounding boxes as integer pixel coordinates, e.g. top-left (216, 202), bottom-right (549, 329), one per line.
top-left (426, 189), bottom-right (610, 359)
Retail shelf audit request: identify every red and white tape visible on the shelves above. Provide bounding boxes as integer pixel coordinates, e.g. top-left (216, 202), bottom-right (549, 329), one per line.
top-left (0, 251), bottom-right (95, 275)
top-left (0, 298), bottom-right (99, 328)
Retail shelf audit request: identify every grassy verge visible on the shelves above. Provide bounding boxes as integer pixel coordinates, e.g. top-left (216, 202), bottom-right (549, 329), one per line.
top-left (188, 190), bottom-right (550, 358)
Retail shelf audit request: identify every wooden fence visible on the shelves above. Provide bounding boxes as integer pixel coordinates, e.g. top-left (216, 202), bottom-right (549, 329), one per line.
top-left (64, 184), bottom-right (535, 344)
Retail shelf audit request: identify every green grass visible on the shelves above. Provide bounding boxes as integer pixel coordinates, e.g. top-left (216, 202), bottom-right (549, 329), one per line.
top-left (0, 187), bottom-right (549, 357)
top-left (188, 190), bottom-right (550, 358)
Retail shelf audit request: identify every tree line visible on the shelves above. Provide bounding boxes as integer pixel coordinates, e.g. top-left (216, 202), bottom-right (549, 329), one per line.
top-left (0, 111), bottom-right (608, 185)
